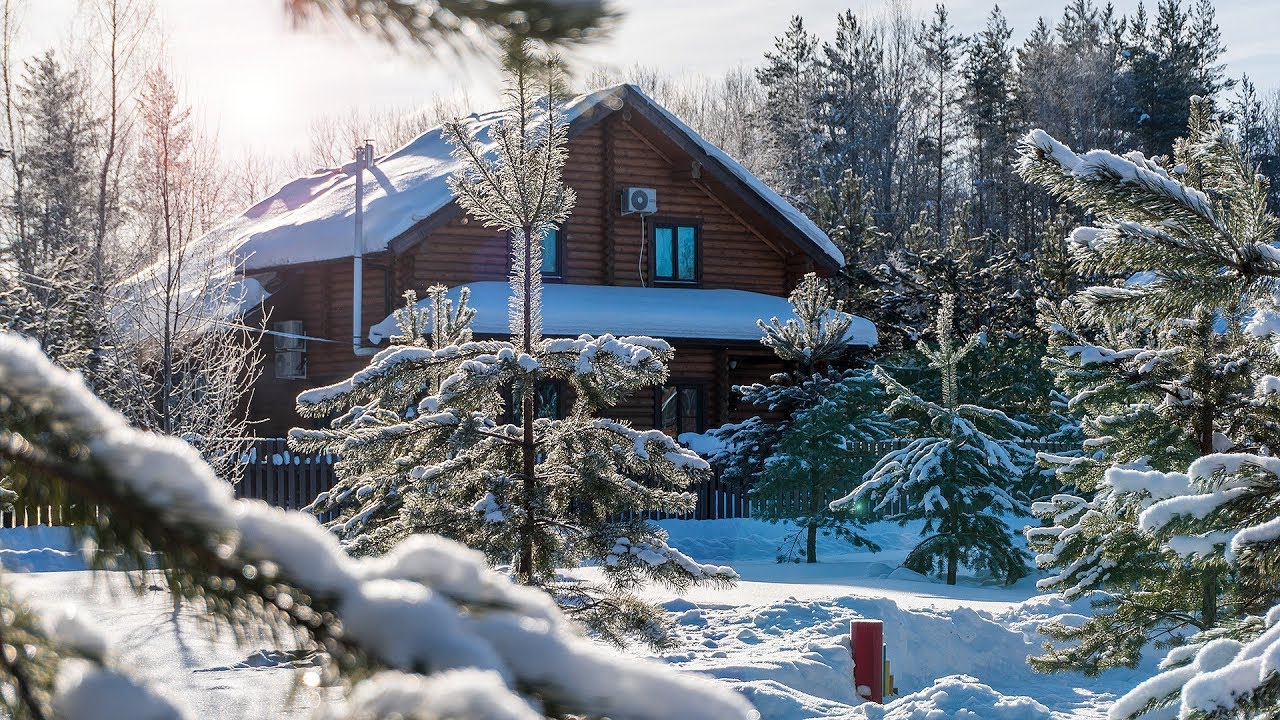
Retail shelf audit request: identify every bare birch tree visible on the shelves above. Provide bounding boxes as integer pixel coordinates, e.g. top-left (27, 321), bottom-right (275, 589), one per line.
top-left (114, 65), bottom-right (262, 479)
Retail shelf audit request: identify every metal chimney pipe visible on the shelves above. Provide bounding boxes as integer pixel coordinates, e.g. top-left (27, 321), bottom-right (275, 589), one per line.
top-left (352, 140), bottom-right (377, 356)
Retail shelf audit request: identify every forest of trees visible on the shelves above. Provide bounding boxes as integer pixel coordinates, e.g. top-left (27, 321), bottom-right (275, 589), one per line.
top-left (0, 0), bottom-right (1276, 468)
top-left (598, 0), bottom-right (1280, 351)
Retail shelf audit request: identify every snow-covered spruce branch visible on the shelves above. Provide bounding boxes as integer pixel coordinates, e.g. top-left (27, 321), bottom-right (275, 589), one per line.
top-left (1016, 99), bottom-right (1280, 323)
top-left (0, 333), bottom-right (756, 720)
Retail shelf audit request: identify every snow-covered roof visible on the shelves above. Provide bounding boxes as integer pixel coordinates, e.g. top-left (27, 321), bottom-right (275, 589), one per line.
top-left (193, 84), bottom-right (842, 272)
top-left (368, 282), bottom-right (877, 347)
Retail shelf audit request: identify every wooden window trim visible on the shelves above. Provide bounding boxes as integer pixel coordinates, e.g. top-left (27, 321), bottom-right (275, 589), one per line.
top-left (648, 217), bottom-right (702, 287)
top-left (543, 227), bottom-right (566, 283)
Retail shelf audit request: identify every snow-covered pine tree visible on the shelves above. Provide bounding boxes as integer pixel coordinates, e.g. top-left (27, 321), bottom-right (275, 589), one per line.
top-left (1109, 451), bottom-right (1280, 719)
top-left (755, 15), bottom-right (821, 199)
top-left (0, 50), bottom-right (101, 377)
top-left (1025, 299), bottom-right (1264, 674)
top-left (0, 332), bottom-right (755, 720)
top-left (1017, 96), bottom-right (1280, 323)
top-left (711, 274), bottom-right (894, 563)
top-left (1019, 98), bottom-right (1280, 693)
top-left (294, 286), bottom-right (478, 556)
top-left (831, 294), bottom-right (1034, 585)
top-left (755, 373), bottom-right (893, 563)
top-left (295, 42), bottom-right (733, 648)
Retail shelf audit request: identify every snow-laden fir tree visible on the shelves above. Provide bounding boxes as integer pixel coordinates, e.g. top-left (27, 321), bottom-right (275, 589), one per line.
top-left (1022, 101), bottom-right (1280, 718)
top-left (296, 286), bottom-right (477, 556)
top-left (830, 294), bottom-right (1034, 585)
top-left (1025, 300), bottom-right (1270, 675)
top-left (1109, 450), bottom-right (1280, 720)
top-left (709, 274), bottom-right (894, 563)
top-left (1018, 98), bottom-right (1280, 685)
top-left (0, 333), bottom-right (755, 720)
top-left (293, 42), bottom-right (733, 648)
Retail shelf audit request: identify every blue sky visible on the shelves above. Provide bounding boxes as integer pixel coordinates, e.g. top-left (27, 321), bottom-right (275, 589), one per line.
top-left (13, 0), bottom-right (1279, 159)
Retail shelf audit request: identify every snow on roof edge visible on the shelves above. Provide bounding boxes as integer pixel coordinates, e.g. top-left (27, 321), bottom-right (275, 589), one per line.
top-left (368, 282), bottom-right (877, 348)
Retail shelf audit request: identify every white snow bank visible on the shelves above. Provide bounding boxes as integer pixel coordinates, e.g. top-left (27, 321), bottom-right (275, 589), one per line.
top-left (368, 281), bottom-right (877, 346)
top-left (0, 526), bottom-right (86, 572)
top-left (650, 588), bottom-right (1141, 719)
top-left (192, 84), bottom-right (842, 273)
top-left (851, 675), bottom-right (1053, 720)
top-left (654, 517), bottom-right (922, 565)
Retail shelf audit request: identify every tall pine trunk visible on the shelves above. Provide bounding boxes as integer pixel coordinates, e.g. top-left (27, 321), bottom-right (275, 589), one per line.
top-left (945, 505), bottom-right (959, 585)
top-left (517, 223), bottom-right (537, 585)
top-left (806, 524), bottom-right (817, 564)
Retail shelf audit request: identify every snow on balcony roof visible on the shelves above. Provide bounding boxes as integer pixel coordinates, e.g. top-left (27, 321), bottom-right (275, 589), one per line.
top-left (367, 282), bottom-right (877, 347)
top-left (193, 84), bottom-right (842, 273)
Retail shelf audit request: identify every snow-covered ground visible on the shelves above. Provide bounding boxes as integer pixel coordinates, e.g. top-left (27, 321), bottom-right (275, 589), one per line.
top-left (0, 521), bottom-right (1155, 719)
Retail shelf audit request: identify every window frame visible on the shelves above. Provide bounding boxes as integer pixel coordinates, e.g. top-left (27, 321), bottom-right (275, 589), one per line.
top-left (505, 379), bottom-right (569, 424)
top-left (540, 226), bottom-right (565, 281)
top-left (504, 227), bottom-right (566, 281)
top-left (655, 381), bottom-right (706, 436)
top-left (648, 218), bottom-right (702, 286)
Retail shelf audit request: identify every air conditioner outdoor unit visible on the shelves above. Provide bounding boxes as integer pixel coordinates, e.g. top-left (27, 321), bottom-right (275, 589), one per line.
top-left (273, 320), bottom-right (306, 351)
top-left (275, 349), bottom-right (307, 380)
top-left (621, 187), bottom-right (657, 215)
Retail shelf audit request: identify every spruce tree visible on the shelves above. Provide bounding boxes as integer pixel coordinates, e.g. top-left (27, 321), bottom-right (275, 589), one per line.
top-left (815, 10), bottom-right (881, 184)
top-left (1025, 300), bottom-right (1267, 674)
top-left (1, 51), bottom-right (100, 376)
top-left (710, 274), bottom-right (893, 563)
top-left (963, 5), bottom-right (1017, 238)
top-left (1019, 97), bottom-right (1280, 703)
top-left (296, 286), bottom-right (478, 556)
top-left (295, 43), bottom-right (733, 648)
top-left (755, 15), bottom-right (821, 198)
top-left (918, 3), bottom-right (965, 238)
top-left (831, 294), bottom-right (1033, 585)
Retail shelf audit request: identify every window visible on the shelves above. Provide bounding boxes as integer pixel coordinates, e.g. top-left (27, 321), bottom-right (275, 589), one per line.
top-left (658, 384), bottom-right (703, 436)
top-left (506, 228), bottom-right (563, 278)
top-left (540, 228), bottom-right (562, 278)
top-left (652, 221), bottom-right (698, 284)
top-left (510, 380), bottom-right (566, 424)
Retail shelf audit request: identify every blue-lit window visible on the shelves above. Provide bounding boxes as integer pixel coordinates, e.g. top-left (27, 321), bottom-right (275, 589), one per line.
top-left (540, 228), bottom-right (561, 277)
top-left (653, 222), bottom-right (698, 283)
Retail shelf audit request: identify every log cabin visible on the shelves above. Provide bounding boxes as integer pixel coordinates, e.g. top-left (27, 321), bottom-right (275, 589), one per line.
top-left (197, 84), bottom-right (876, 437)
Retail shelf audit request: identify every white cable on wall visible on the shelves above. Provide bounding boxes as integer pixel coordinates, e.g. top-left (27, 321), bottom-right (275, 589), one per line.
top-left (638, 214), bottom-right (647, 288)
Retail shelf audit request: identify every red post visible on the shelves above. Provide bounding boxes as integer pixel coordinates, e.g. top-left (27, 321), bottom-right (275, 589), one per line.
top-left (851, 619), bottom-right (884, 703)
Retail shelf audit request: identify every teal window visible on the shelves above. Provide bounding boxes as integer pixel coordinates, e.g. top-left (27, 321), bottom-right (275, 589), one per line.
top-left (653, 222), bottom-right (698, 283)
top-left (540, 228), bottom-right (561, 276)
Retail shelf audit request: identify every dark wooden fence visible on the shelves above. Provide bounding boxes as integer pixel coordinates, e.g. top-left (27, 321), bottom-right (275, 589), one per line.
top-left (1, 437), bottom-right (1076, 528)
top-left (233, 438), bottom-right (338, 512)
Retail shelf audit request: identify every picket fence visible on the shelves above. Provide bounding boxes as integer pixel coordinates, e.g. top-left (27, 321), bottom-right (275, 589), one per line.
top-left (1, 437), bottom-right (1075, 529)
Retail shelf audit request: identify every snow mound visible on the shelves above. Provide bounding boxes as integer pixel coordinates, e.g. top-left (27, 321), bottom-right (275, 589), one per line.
top-left (655, 518), bottom-right (923, 564)
top-left (0, 526), bottom-right (86, 572)
top-left (852, 675), bottom-right (1053, 720)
